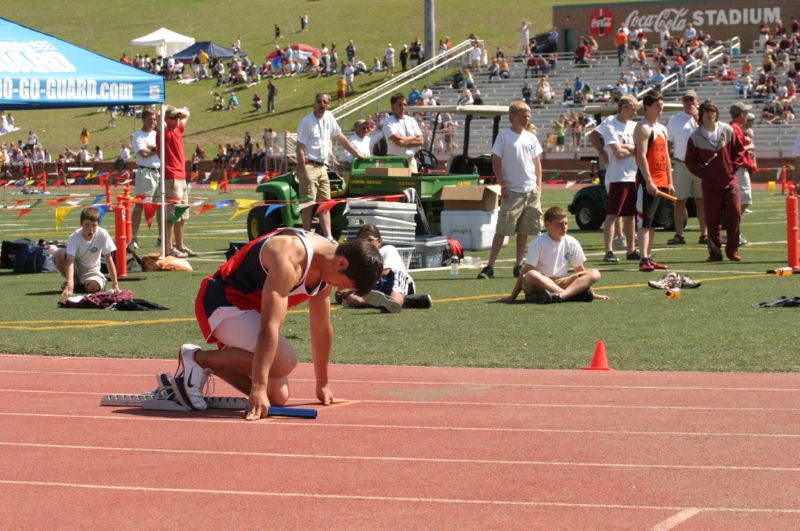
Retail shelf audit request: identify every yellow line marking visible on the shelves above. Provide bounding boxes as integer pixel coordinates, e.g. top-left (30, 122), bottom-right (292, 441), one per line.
top-left (0, 274), bottom-right (775, 331)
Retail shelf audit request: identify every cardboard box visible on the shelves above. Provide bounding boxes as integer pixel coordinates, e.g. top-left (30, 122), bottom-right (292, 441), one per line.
top-left (364, 167), bottom-right (413, 177)
top-left (441, 185), bottom-right (501, 211)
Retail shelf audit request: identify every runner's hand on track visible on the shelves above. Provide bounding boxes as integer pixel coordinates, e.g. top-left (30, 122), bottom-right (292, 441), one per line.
top-left (246, 386), bottom-right (270, 420)
top-left (316, 383), bottom-right (335, 405)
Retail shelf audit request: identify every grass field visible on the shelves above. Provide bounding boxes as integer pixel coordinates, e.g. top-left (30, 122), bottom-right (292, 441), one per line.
top-left (1, 184), bottom-right (797, 372)
top-left (10, 0), bottom-right (605, 159)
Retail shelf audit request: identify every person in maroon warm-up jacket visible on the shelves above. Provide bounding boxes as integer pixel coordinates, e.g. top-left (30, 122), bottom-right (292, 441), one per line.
top-left (685, 100), bottom-right (746, 262)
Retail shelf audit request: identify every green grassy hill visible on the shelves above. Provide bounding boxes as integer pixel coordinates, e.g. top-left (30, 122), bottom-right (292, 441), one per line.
top-left (9, 0), bottom-right (596, 160)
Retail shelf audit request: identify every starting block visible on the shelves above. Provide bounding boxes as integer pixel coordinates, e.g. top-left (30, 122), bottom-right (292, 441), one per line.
top-left (100, 372), bottom-right (317, 418)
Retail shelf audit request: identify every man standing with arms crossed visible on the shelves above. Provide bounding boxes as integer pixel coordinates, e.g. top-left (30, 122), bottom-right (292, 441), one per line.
top-left (296, 92), bottom-right (363, 241)
top-left (130, 108), bottom-right (161, 249)
top-left (382, 93), bottom-right (424, 174)
top-left (477, 100), bottom-right (544, 279)
top-left (633, 92), bottom-right (673, 271)
top-left (598, 95), bottom-right (640, 263)
top-left (666, 89), bottom-right (707, 245)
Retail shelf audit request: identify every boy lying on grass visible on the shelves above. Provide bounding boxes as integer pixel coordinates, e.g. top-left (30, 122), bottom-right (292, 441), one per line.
top-left (496, 206), bottom-right (608, 304)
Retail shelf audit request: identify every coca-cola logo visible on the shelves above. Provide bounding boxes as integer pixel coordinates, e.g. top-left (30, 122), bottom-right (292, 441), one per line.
top-left (590, 7), bottom-right (614, 38)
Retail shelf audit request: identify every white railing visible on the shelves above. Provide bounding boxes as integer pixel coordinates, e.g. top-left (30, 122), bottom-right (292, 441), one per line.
top-left (332, 40), bottom-right (481, 123)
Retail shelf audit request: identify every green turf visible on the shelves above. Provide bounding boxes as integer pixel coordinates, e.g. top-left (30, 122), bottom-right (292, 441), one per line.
top-left (1, 186), bottom-right (797, 372)
top-left (10, 0), bottom-right (609, 159)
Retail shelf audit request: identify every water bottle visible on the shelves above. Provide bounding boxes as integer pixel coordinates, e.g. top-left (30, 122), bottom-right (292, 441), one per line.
top-left (665, 288), bottom-right (682, 299)
top-left (775, 267), bottom-right (793, 276)
top-left (450, 256), bottom-right (459, 277)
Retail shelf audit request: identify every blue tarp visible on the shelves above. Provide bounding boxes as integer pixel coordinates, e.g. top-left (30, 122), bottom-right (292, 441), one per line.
top-left (0, 17), bottom-right (165, 110)
top-left (173, 41), bottom-right (244, 63)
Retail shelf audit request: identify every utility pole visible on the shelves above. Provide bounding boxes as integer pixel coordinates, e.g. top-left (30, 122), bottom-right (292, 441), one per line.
top-left (424, 0), bottom-right (435, 60)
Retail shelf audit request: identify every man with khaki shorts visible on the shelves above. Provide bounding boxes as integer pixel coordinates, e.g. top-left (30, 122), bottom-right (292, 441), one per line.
top-left (162, 105), bottom-right (196, 257)
top-left (296, 92), bottom-right (363, 241)
top-left (666, 89), bottom-right (707, 244)
top-left (131, 108), bottom-right (161, 248)
top-left (477, 100), bottom-right (544, 279)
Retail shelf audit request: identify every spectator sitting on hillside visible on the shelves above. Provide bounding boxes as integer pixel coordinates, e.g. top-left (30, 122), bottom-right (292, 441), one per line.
top-left (252, 93), bottom-right (262, 111)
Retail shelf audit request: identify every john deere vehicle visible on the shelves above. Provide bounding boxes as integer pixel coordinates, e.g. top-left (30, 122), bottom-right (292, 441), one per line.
top-left (246, 105), bottom-right (511, 240)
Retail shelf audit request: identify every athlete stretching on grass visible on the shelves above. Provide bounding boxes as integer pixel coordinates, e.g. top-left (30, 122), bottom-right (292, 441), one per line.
top-left (171, 229), bottom-right (382, 420)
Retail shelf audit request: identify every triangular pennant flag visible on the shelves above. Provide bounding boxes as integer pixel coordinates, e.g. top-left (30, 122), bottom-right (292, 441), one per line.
top-left (315, 200), bottom-right (338, 215)
top-left (228, 207), bottom-right (249, 221)
top-left (235, 199), bottom-right (258, 209)
top-left (91, 195), bottom-right (106, 205)
top-left (193, 203), bottom-right (216, 215)
top-left (55, 206), bottom-right (73, 231)
top-left (171, 206), bottom-right (190, 224)
top-left (16, 208), bottom-right (32, 220)
top-left (65, 198), bottom-right (84, 206)
top-left (30, 199), bottom-right (43, 209)
top-left (95, 204), bottom-right (109, 224)
top-left (210, 181), bottom-right (218, 190)
top-left (46, 196), bottom-right (72, 206)
top-left (143, 203), bottom-right (159, 228)
top-left (565, 180), bottom-right (576, 189)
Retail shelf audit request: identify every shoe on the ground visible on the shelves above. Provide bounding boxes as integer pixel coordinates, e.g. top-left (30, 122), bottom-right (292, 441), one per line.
top-left (512, 264), bottom-right (523, 278)
top-left (151, 372), bottom-right (177, 401)
top-left (707, 254), bottom-right (723, 262)
top-left (569, 287), bottom-right (594, 302)
top-left (364, 290), bottom-right (402, 313)
top-left (612, 236), bottom-right (625, 250)
top-left (680, 275), bottom-right (701, 289)
top-left (698, 235), bottom-right (709, 245)
top-left (639, 259), bottom-right (655, 272)
top-left (727, 252), bottom-right (741, 262)
top-left (180, 246), bottom-right (199, 257)
top-left (626, 250), bottom-right (641, 260)
top-left (667, 234), bottom-right (686, 245)
top-left (603, 251), bottom-right (619, 263)
top-left (173, 344), bottom-right (208, 410)
top-left (649, 258), bottom-right (668, 270)
top-left (477, 265), bottom-right (494, 279)
top-left (403, 293), bottom-right (432, 309)
top-left (169, 248), bottom-right (189, 258)
top-left (540, 290), bottom-right (562, 304)
top-left (739, 236), bottom-right (749, 247)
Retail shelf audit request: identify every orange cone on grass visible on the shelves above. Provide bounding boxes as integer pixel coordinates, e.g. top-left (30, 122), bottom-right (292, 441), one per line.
top-left (582, 341), bottom-right (613, 371)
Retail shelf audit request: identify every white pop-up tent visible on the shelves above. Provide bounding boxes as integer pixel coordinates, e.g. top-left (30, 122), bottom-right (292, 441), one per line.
top-left (131, 27), bottom-right (195, 58)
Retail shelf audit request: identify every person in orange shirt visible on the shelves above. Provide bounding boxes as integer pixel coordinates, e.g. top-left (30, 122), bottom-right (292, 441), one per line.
top-left (615, 28), bottom-right (628, 67)
top-left (336, 76), bottom-right (347, 105)
top-left (634, 92), bottom-right (673, 271)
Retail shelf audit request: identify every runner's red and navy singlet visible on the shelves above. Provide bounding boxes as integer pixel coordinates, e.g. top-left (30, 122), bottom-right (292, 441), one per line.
top-left (195, 229), bottom-right (325, 343)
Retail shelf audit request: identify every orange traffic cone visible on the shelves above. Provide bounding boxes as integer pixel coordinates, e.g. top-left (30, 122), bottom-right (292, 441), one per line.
top-left (582, 341), bottom-right (613, 371)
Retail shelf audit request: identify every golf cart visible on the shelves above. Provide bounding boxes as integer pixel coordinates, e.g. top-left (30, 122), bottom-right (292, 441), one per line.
top-left (567, 101), bottom-right (696, 231)
top-left (246, 105), bottom-right (511, 240)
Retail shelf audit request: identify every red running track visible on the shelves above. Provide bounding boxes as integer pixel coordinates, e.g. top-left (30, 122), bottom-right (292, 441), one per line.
top-left (0, 354), bottom-right (798, 529)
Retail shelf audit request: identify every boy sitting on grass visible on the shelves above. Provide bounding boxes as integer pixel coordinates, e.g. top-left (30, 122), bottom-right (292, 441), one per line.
top-left (496, 206), bottom-right (608, 304)
top-left (54, 206), bottom-right (119, 297)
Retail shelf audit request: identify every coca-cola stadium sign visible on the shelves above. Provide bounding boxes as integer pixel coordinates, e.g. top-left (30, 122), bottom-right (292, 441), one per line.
top-left (554, 0), bottom-right (793, 49)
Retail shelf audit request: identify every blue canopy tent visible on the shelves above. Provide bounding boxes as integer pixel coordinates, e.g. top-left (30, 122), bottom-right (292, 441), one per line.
top-left (0, 18), bottom-right (164, 109)
top-left (0, 17), bottom-right (169, 254)
top-left (172, 41), bottom-right (245, 63)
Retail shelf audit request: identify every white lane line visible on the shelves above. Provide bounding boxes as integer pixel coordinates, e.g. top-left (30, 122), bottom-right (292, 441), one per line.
top-left (651, 508), bottom-right (702, 530)
top-left (1, 388), bottom-right (797, 412)
top-left (0, 479), bottom-right (798, 513)
top-left (2, 441), bottom-right (800, 472)
top-left (1, 412), bottom-right (799, 438)
top-left (1, 373), bottom-right (797, 393)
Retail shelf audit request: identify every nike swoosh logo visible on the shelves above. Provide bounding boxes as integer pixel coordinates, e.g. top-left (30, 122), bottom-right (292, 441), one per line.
top-left (185, 367), bottom-right (194, 388)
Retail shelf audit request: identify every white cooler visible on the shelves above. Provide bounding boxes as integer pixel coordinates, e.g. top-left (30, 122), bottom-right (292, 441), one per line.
top-left (440, 209), bottom-right (507, 251)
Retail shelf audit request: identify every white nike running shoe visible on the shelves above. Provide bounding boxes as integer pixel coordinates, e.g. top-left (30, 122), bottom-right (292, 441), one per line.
top-left (173, 344), bottom-right (208, 410)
